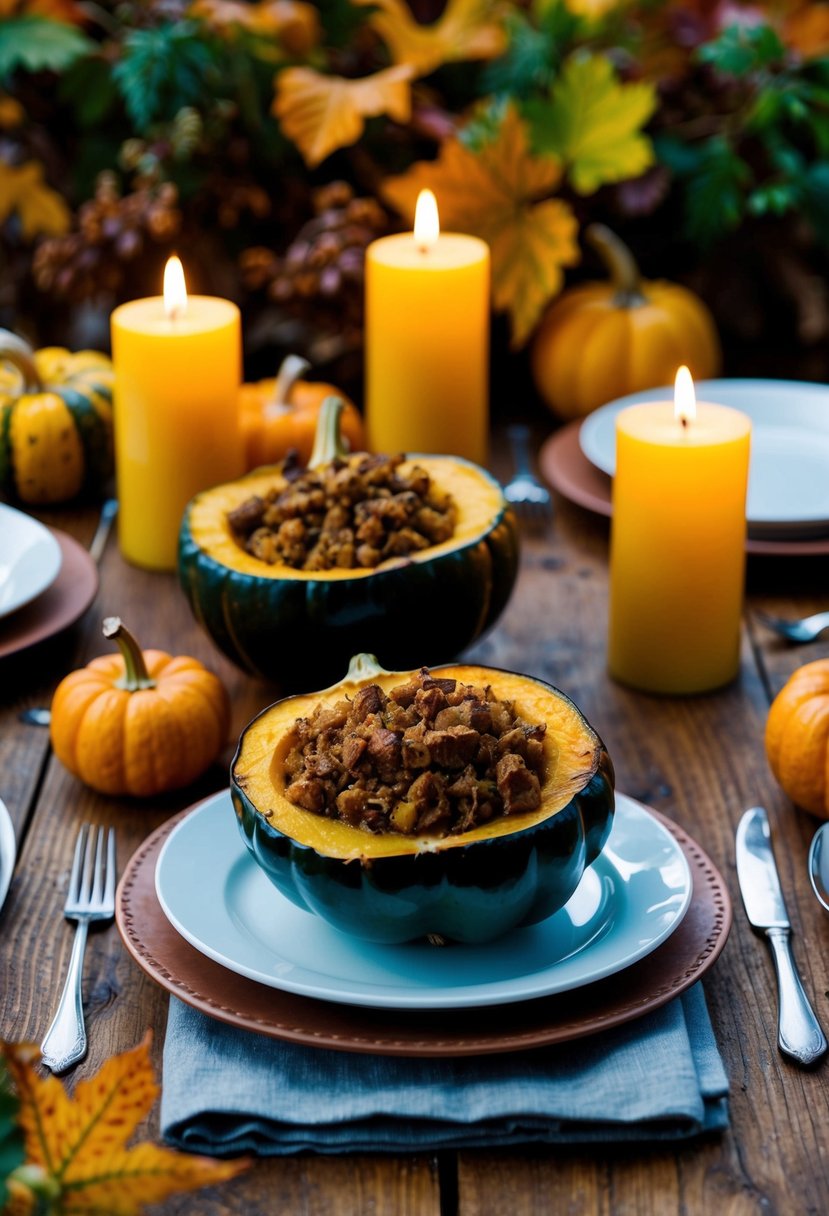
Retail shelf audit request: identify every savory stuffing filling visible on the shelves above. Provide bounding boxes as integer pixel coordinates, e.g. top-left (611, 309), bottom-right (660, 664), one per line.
top-left (227, 451), bottom-right (456, 571)
top-left (284, 668), bottom-right (546, 837)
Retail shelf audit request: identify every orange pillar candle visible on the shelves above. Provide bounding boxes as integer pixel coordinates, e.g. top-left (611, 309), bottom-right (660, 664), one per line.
top-left (366, 189), bottom-right (489, 464)
top-left (608, 367), bottom-right (751, 694)
top-left (111, 257), bottom-right (244, 570)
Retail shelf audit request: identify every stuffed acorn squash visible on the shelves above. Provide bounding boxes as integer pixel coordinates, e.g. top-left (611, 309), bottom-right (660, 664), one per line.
top-left (231, 654), bottom-right (615, 944)
top-left (179, 398), bottom-right (519, 688)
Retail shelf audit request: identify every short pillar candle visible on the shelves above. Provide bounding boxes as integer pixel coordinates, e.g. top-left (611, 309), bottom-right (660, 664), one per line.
top-left (365, 189), bottom-right (490, 465)
top-left (111, 257), bottom-right (244, 571)
top-left (608, 368), bottom-right (751, 694)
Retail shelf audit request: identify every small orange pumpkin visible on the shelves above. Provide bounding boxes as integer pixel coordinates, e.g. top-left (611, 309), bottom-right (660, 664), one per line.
top-left (531, 224), bottom-right (722, 421)
top-left (50, 617), bottom-right (231, 797)
top-left (765, 659), bottom-right (829, 817)
top-left (239, 354), bottom-right (365, 469)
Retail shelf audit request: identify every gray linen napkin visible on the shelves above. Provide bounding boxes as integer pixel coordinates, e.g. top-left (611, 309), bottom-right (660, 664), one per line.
top-left (160, 983), bottom-right (728, 1154)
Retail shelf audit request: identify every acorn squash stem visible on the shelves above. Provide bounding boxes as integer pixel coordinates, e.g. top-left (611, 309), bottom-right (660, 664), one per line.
top-left (309, 396), bottom-right (347, 468)
top-left (0, 329), bottom-right (44, 392)
top-left (585, 224), bottom-right (648, 309)
top-left (266, 354), bottom-right (312, 418)
top-left (103, 616), bottom-right (157, 690)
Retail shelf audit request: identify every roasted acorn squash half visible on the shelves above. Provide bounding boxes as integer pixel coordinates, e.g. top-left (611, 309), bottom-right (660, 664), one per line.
top-left (231, 654), bottom-right (615, 945)
top-left (179, 398), bottom-right (519, 689)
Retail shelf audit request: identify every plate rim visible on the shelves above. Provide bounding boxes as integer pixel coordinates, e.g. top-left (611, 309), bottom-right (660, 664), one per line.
top-left (0, 797), bottom-right (16, 913)
top-left (152, 790), bottom-right (693, 1011)
top-left (115, 796), bottom-right (732, 1056)
top-left (579, 378), bottom-right (829, 529)
top-left (0, 504), bottom-right (63, 620)
top-left (0, 529), bottom-right (99, 660)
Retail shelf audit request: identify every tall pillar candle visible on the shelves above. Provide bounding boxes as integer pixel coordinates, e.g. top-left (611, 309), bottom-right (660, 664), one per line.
top-left (608, 368), bottom-right (751, 694)
top-left (111, 257), bottom-right (244, 571)
top-left (366, 190), bottom-right (489, 464)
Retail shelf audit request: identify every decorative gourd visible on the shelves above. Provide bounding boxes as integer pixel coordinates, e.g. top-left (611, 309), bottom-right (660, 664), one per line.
top-left (50, 617), bottom-right (230, 797)
top-left (530, 225), bottom-right (721, 421)
top-left (765, 659), bottom-right (829, 817)
top-left (0, 330), bottom-right (114, 504)
top-left (239, 354), bottom-right (365, 469)
top-left (179, 397), bottom-right (519, 689)
top-left (231, 653), bottom-right (615, 944)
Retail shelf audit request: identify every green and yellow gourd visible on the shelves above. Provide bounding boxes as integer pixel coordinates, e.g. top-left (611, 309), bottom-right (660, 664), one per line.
top-left (231, 654), bottom-right (616, 944)
top-left (179, 398), bottom-right (520, 689)
top-left (0, 330), bottom-right (114, 505)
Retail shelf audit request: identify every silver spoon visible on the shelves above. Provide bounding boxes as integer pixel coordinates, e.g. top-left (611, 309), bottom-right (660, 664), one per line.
top-left (808, 822), bottom-right (829, 912)
top-left (756, 610), bottom-right (829, 645)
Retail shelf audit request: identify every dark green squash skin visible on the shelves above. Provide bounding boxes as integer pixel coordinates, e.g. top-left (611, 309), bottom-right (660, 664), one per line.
top-left (178, 468), bottom-right (520, 690)
top-left (230, 714), bottom-right (615, 946)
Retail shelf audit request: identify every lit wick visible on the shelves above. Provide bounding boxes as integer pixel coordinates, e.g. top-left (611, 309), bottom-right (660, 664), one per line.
top-left (163, 255), bottom-right (188, 322)
top-left (413, 189), bottom-right (439, 255)
top-left (674, 365), bottom-right (696, 432)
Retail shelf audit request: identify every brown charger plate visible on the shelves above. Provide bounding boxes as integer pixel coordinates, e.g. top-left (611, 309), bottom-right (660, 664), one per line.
top-left (116, 798), bottom-right (732, 1057)
top-left (0, 529), bottom-right (98, 660)
top-left (539, 422), bottom-right (829, 559)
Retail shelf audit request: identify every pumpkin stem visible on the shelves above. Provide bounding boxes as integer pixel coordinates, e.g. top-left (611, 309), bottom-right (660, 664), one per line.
top-left (309, 395), bottom-right (347, 469)
top-left (344, 653), bottom-right (390, 683)
top-left (0, 329), bottom-right (43, 392)
top-left (585, 224), bottom-right (648, 309)
top-left (103, 616), bottom-right (156, 691)
top-left (266, 354), bottom-right (312, 418)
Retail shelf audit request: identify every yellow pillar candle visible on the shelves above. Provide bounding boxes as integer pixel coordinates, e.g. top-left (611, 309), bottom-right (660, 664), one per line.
top-left (366, 189), bottom-right (489, 464)
top-left (608, 367), bottom-right (751, 694)
top-left (111, 257), bottom-right (244, 571)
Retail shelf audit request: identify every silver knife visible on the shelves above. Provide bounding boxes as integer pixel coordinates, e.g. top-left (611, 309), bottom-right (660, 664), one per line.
top-left (736, 806), bottom-right (827, 1065)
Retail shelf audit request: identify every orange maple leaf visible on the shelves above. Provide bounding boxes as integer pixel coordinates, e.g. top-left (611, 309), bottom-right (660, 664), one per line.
top-left (384, 104), bottom-right (580, 346)
top-left (783, 1), bottom-right (829, 57)
top-left (274, 64), bottom-right (413, 167)
top-left (189, 0), bottom-right (321, 55)
top-left (0, 160), bottom-right (70, 241)
top-left (354, 0), bottom-right (507, 75)
top-left (2, 1035), bottom-right (249, 1215)
top-left (0, 0), bottom-right (85, 20)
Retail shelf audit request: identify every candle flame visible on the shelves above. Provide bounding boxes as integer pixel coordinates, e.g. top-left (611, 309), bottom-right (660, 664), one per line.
top-left (674, 365), bottom-right (696, 427)
top-left (414, 189), bottom-right (439, 252)
top-left (163, 256), bottom-right (188, 320)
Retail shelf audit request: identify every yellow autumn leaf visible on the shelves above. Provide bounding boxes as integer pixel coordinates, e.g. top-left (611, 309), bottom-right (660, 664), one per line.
top-left (189, 0), bottom-right (321, 55)
top-left (274, 64), bottom-right (412, 167)
top-left (2, 1035), bottom-right (249, 1215)
top-left (384, 104), bottom-right (579, 347)
top-left (0, 160), bottom-right (70, 240)
top-left (534, 53), bottom-right (656, 195)
top-left (353, 0), bottom-right (507, 74)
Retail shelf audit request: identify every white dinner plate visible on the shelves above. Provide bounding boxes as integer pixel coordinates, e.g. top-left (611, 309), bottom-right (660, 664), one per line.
top-left (0, 797), bottom-right (16, 914)
top-left (0, 504), bottom-right (62, 619)
top-left (155, 791), bottom-right (692, 1011)
top-left (579, 379), bottom-right (829, 537)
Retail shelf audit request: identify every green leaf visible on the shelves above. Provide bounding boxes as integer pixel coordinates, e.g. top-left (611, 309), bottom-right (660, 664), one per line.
top-left (696, 22), bottom-right (784, 77)
top-left (684, 138), bottom-right (751, 246)
top-left (526, 52), bottom-right (656, 194)
top-left (483, 11), bottom-right (555, 96)
top-left (652, 133), bottom-right (702, 176)
top-left (747, 181), bottom-right (797, 216)
top-left (0, 16), bottom-right (92, 79)
top-left (113, 22), bottom-right (220, 130)
top-left (59, 55), bottom-right (118, 127)
top-left (802, 161), bottom-right (829, 244)
top-left (0, 1058), bottom-right (24, 1210)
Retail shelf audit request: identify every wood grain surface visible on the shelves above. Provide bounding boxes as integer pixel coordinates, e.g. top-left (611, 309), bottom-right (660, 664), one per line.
top-left (2, 447), bottom-right (829, 1215)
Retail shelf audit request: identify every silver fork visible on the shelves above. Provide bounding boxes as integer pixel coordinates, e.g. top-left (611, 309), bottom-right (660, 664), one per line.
top-left (755, 610), bottom-right (829, 644)
top-left (41, 825), bottom-right (116, 1073)
top-left (503, 425), bottom-right (553, 522)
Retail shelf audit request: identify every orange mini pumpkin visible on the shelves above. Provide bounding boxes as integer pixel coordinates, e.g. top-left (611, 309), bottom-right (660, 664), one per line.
top-left (239, 354), bottom-right (365, 469)
top-left (50, 617), bottom-right (230, 797)
top-left (765, 659), bottom-right (829, 817)
top-left (531, 225), bottom-right (722, 421)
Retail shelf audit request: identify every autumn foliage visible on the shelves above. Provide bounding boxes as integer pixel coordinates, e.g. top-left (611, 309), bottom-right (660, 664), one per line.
top-left (0, 1036), bottom-right (248, 1215)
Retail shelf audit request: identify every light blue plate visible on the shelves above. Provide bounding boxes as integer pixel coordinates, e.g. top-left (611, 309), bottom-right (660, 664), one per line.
top-left (155, 792), bottom-right (692, 1011)
top-left (579, 378), bottom-right (829, 536)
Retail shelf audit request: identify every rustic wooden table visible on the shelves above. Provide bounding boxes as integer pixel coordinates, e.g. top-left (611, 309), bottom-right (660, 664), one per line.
top-left (2, 464), bottom-right (829, 1215)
